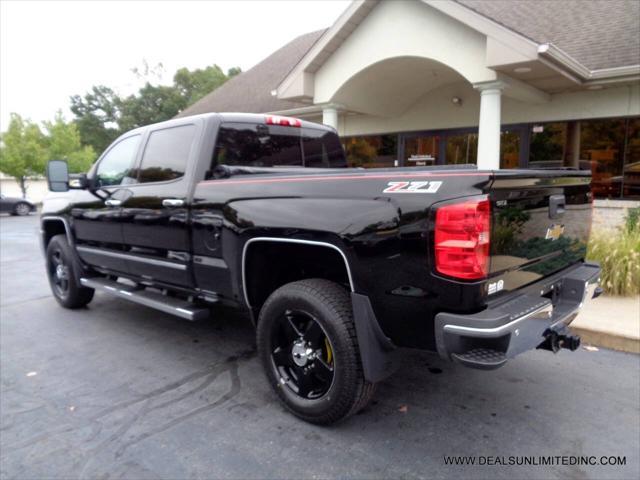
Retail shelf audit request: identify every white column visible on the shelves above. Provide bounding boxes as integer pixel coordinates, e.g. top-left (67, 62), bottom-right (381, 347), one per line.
top-left (322, 105), bottom-right (339, 130)
top-left (474, 81), bottom-right (506, 170)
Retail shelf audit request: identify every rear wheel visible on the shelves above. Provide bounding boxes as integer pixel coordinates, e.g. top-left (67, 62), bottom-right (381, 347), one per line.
top-left (257, 279), bottom-right (376, 424)
top-left (46, 234), bottom-right (94, 308)
top-left (13, 202), bottom-right (31, 216)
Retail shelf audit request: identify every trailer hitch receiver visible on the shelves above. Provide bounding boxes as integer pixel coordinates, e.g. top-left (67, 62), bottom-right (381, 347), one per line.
top-left (537, 325), bottom-right (581, 353)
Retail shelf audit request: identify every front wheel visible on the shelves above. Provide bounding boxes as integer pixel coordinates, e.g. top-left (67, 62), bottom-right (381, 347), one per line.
top-left (46, 234), bottom-right (94, 309)
top-left (257, 279), bottom-right (376, 424)
top-left (13, 202), bottom-right (32, 216)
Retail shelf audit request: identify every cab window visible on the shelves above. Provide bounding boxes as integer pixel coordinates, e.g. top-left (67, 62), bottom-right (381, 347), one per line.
top-left (95, 135), bottom-right (140, 187)
top-left (136, 124), bottom-right (196, 183)
top-left (302, 129), bottom-right (345, 168)
top-left (212, 122), bottom-right (346, 169)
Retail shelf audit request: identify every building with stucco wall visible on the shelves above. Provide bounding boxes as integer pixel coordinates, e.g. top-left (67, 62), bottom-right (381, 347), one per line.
top-left (179, 0), bottom-right (639, 228)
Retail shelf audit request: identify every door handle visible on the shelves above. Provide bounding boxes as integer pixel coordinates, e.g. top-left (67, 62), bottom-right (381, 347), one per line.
top-left (104, 199), bottom-right (122, 207)
top-left (162, 198), bottom-right (184, 208)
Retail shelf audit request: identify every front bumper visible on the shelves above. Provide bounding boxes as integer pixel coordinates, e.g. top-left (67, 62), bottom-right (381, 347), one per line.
top-left (434, 262), bottom-right (601, 369)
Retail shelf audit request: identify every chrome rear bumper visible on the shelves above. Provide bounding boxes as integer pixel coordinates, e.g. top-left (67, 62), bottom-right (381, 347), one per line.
top-left (434, 262), bottom-right (601, 369)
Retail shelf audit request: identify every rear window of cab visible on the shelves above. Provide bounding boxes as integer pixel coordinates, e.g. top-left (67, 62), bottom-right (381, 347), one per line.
top-left (213, 122), bottom-right (346, 169)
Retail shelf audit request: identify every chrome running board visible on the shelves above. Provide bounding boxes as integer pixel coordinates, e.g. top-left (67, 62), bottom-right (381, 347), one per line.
top-left (80, 277), bottom-right (209, 322)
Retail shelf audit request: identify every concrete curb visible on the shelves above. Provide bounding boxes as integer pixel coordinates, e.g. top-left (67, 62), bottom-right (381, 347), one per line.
top-left (569, 295), bottom-right (639, 354)
top-left (572, 327), bottom-right (640, 354)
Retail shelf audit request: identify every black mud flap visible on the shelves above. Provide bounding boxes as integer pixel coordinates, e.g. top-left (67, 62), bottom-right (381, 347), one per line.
top-left (351, 293), bottom-right (397, 383)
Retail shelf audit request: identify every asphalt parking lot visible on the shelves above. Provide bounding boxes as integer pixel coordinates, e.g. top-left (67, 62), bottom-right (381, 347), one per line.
top-left (1, 214), bottom-right (639, 480)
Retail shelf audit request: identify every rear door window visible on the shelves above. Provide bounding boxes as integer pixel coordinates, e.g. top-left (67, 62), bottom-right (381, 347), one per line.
top-left (137, 124), bottom-right (196, 183)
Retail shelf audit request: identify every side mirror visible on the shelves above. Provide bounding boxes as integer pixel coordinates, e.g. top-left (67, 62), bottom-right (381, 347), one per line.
top-left (46, 160), bottom-right (69, 192)
top-left (69, 173), bottom-right (89, 189)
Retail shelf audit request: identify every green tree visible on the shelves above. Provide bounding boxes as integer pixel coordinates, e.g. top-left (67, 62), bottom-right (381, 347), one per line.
top-left (43, 112), bottom-right (96, 173)
top-left (118, 83), bottom-right (187, 131)
top-left (131, 60), bottom-right (166, 83)
top-left (344, 137), bottom-right (377, 167)
top-left (69, 63), bottom-right (242, 148)
top-left (227, 67), bottom-right (242, 78)
top-left (69, 85), bottom-right (121, 155)
top-left (0, 114), bottom-right (47, 198)
top-left (173, 64), bottom-right (241, 106)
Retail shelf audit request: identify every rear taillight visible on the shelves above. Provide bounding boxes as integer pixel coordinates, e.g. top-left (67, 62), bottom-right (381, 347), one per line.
top-left (265, 115), bottom-right (301, 127)
top-left (434, 197), bottom-right (491, 280)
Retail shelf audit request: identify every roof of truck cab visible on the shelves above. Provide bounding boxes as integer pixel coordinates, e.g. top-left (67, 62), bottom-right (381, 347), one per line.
top-left (216, 112), bottom-right (334, 130)
top-left (119, 112), bottom-right (334, 138)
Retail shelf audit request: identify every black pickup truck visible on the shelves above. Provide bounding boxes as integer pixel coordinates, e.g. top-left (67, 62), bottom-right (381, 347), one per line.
top-left (42, 113), bottom-right (601, 424)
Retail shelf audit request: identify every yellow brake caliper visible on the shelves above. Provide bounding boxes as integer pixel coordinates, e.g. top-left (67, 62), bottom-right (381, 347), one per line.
top-left (324, 337), bottom-right (333, 365)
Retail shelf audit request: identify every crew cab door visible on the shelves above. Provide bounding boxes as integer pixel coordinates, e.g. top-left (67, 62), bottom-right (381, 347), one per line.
top-left (119, 122), bottom-right (200, 287)
top-left (73, 134), bottom-right (141, 273)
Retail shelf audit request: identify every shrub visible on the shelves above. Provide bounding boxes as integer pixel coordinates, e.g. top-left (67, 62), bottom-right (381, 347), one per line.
top-left (587, 227), bottom-right (640, 296)
top-left (625, 207), bottom-right (640, 234)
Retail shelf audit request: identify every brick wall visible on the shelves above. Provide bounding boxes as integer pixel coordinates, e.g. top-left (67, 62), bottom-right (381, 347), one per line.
top-left (518, 204), bottom-right (591, 241)
top-left (592, 199), bottom-right (640, 232)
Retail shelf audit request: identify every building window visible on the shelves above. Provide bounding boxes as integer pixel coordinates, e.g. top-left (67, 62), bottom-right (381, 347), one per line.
top-left (529, 122), bottom-right (566, 169)
top-left (527, 117), bottom-right (639, 199)
top-left (344, 135), bottom-right (398, 168)
top-left (339, 117), bottom-right (638, 199)
top-left (441, 130), bottom-right (520, 167)
top-left (623, 118), bottom-right (640, 199)
top-left (445, 133), bottom-right (477, 165)
top-left (579, 118), bottom-right (628, 199)
top-left (500, 130), bottom-right (521, 169)
top-left (405, 134), bottom-right (440, 166)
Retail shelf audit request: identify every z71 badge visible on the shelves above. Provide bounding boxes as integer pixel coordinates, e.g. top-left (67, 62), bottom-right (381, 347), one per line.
top-left (383, 181), bottom-right (442, 194)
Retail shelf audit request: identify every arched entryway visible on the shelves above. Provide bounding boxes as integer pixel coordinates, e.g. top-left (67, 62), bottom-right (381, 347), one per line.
top-left (319, 55), bottom-right (507, 169)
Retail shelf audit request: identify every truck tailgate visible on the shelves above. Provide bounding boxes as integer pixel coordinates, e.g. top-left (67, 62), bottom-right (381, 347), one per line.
top-left (488, 170), bottom-right (592, 297)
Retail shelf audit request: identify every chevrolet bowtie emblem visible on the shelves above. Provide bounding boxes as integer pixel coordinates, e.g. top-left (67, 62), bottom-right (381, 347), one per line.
top-left (545, 224), bottom-right (565, 241)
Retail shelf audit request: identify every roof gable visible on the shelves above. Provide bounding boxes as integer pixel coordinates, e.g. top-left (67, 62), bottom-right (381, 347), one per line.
top-left (177, 30), bottom-right (325, 118)
top-left (277, 0), bottom-right (639, 101)
top-left (179, 0), bottom-right (639, 118)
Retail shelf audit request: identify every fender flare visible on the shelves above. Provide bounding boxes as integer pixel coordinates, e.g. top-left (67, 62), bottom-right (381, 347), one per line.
top-left (242, 236), bottom-right (396, 383)
top-left (241, 237), bottom-right (355, 309)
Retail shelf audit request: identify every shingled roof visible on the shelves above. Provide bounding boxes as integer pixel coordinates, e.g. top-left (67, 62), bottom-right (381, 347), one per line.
top-left (177, 30), bottom-right (325, 118)
top-left (457, 0), bottom-right (640, 70)
top-left (178, 1), bottom-right (639, 118)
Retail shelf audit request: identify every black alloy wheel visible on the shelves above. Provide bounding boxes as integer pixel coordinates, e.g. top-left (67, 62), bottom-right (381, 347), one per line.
top-left (48, 246), bottom-right (70, 299)
top-left (257, 278), bottom-right (376, 424)
top-left (270, 309), bottom-right (335, 399)
top-left (46, 234), bottom-right (94, 309)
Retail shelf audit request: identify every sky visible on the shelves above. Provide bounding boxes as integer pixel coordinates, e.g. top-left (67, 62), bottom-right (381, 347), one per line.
top-left (0, 0), bottom-right (351, 130)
